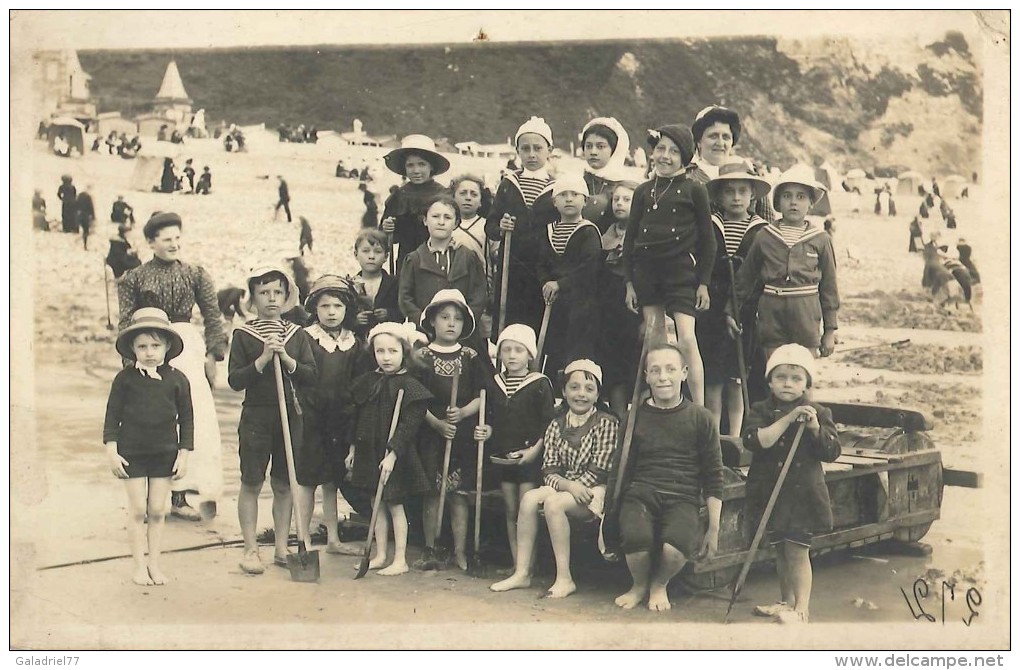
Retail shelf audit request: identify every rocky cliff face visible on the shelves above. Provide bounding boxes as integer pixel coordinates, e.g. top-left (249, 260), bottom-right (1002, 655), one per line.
top-left (79, 31), bottom-right (981, 175)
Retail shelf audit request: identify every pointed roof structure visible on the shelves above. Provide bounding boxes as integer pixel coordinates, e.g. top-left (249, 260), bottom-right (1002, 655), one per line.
top-left (155, 61), bottom-right (191, 102)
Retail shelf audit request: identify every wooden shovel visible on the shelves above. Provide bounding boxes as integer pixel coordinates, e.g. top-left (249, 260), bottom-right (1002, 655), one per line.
top-left (533, 300), bottom-right (553, 372)
top-left (498, 229), bottom-right (513, 333)
top-left (467, 390), bottom-right (487, 577)
top-left (432, 369), bottom-right (461, 566)
top-left (354, 388), bottom-right (405, 579)
top-left (273, 355), bottom-right (319, 583)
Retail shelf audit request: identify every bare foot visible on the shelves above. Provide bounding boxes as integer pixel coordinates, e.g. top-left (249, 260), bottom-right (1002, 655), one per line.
top-left (454, 553), bottom-right (468, 571)
top-left (490, 572), bottom-right (531, 592)
top-left (132, 567), bottom-right (154, 586)
top-left (326, 541), bottom-right (363, 556)
top-left (614, 586), bottom-right (648, 609)
top-left (147, 566), bottom-right (168, 585)
top-left (648, 585), bottom-right (671, 612)
top-left (545, 579), bottom-right (577, 599)
top-left (367, 554), bottom-right (388, 570)
top-left (378, 562), bottom-right (409, 576)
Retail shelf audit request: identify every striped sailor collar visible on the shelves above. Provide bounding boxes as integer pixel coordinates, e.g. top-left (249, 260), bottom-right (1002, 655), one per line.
top-left (505, 171), bottom-right (555, 200)
top-left (546, 219), bottom-right (599, 248)
top-left (764, 220), bottom-right (826, 245)
top-left (238, 318), bottom-right (301, 344)
top-left (494, 370), bottom-right (547, 395)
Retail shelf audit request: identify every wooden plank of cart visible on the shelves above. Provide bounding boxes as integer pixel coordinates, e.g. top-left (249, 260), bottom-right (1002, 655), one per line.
top-left (679, 401), bottom-right (978, 591)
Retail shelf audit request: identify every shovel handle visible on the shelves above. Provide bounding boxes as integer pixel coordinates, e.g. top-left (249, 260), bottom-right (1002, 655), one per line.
top-left (387, 233), bottom-right (395, 275)
top-left (474, 390), bottom-right (486, 551)
top-left (272, 355), bottom-right (310, 547)
top-left (498, 230), bottom-right (512, 333)
top-left (435, 371), bottom-right (460, 544)
top-left (356, 388), bottom-right (405, 579)
top-left (534, 301), bottom-right (552, 372)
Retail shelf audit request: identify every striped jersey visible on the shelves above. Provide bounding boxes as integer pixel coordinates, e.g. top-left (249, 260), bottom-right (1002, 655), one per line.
top-left (777, 222), bottom-right (810, 247)
top-left (518, 174), bottom-right (553, 208)
top-left (500, 373), bottom-right (527, 397)
top-left (549, 221), bottom-right (582, 255)
top-left (716, 214), bottom-right (767, 256)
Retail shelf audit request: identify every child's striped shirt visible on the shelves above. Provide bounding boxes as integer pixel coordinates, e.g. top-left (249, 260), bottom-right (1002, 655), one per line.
top-left (518, 174), bottom-right (553, 208)
top-left (720, 214), bottom-right (767, 256)
top-left (777, 222), bottom-right (810, 247)
top-left (549, 221), bottom-right (582, 255)
top-left (500, 372), bottom-right (527, 397)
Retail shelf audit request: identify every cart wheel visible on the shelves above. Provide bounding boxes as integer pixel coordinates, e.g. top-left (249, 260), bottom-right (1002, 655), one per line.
top-left (677, 564), bottom-right (741, 593)
top-left (893, 522), bottom-right (933, 543)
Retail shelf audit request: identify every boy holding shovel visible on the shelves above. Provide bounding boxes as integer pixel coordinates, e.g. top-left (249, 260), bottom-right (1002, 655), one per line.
top-left (227, 265), bottom-right (318, 575)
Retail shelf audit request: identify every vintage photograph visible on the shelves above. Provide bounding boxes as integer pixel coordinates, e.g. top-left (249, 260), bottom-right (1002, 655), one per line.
top-left (9, 10), bottom-right (1010, 652)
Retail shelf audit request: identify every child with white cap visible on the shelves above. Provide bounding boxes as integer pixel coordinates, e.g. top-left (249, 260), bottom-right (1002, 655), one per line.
top-left (485, 117), bottom-right (560, 335)
top-left (622, 125), bottom-right (717, 406)
top-left (346, 321), bottom-right (434, 576)
top-left (537, 173), bottom-right (603, 377)
top-left (579, 117), bottom-right (631, 232)
top-left (741, 344), bottom-right (840, 623)
top-left (730, 164), bottom-right (839, 360)
top-left (490, 359), bottom-right (618, 598)
top-left (381, 134), bottom-right (450, 269)
top-left (227, 265), bottom-right (318, 575)
top-left (474, 324), bottom-right (556, 566)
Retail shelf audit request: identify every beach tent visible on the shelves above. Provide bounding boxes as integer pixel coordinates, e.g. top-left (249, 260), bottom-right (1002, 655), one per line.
top-left (817, 161), bottom-right (841, 192)
top-left (942, 175), bottom-right (968, 199)
top-left (129, 142), bottom-right (180, 192)
top-left (47, 117), bottom-right (86, 157)
top-left (896, 170), bottom-right (925, 196)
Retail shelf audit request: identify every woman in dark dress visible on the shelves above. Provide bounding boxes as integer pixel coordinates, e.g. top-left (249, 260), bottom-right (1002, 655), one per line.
top-left (57, 175), bottom-right (77, 233)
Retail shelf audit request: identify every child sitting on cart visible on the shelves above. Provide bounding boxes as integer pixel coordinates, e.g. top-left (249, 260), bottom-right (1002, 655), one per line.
top-left (609, 343), bottom-right (723, 612)
top-left (489, 360), bottom-right (618, 598)
top-left (742, 344), bottom-right (840, 624)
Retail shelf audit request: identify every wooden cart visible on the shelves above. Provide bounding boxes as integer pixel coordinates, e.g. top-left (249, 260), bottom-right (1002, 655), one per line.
top-left (681, 401), bottom-right (960, 590)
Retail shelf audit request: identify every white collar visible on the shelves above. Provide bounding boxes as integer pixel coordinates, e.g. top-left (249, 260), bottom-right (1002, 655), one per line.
top-left (428, 342), bottom-right (462, 354)
top-left (135, 361), bottom-right (163, 380)
top-left (565, 406), bottom-right (597, 428)
top-left (521, 167), bottom-right (550, 180)
top-left (304, 324), bottom-right (357, 353)
top-left (694, 155), bottom-right (719, 179)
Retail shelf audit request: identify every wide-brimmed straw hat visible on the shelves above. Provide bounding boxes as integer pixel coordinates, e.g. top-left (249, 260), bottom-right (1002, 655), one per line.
top-left (245, 263), bottom-right (299, 314)
top-left (383, 135), bottom-right (450, 177)
top-left (420, 288), bottom-right (476, 338)
top-left (115, 307), bottom-right (184, 361)
top-left (772, 164), bottom-right (827, 210)
top-left (706, 159), bottom-right (772, 201)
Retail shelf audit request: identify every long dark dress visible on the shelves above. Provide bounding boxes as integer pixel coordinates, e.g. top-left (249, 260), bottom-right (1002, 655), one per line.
top-left (57, 182), bottom-right (77, 233)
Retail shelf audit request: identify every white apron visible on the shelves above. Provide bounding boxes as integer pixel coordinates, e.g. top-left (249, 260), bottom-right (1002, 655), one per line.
top-left (168, 322), bottom-right (223, 502)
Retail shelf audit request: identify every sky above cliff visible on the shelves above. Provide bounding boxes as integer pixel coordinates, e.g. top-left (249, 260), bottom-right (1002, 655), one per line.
top-left (12, 10), bottom-right (988, 51)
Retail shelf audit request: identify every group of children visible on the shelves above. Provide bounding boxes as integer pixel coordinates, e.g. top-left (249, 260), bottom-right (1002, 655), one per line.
top-left (103, 112), bottom-right (843, 623)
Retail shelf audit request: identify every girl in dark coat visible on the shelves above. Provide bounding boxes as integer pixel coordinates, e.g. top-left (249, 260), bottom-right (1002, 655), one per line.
top-left (742, 345), bottom-right (840, 624)
top-left (346, 322), bottom-right (433, 576)
top-left (160, 159), bottom-right (177, 193)
top-left (380, 135), bottom-right (449, 270)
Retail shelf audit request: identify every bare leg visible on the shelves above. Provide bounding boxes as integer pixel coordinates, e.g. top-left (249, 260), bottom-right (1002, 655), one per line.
top-left (672, 312), bottom-right (704, 405)
top-left (641, 305), bottom-right (668, 347)
top-left (705, 382), bottom-right (724, 432)
top-left (450, 495), bottom-right (470, 570)
top-left (145, 477), bottom-right (172, 585)
top-left (775, 544), bottom-right (795, 605)
top-left (362, 505), bottom-right (391, 570)
top-left (648, 543), bottom-right (687, 612)
top-left (784, 542), bottom-right (813, 615)
top-left (123, 478), bottom-right (152, 585)
top-left (379, 504), bottom-right (409, 575)
top-left (237, 480), bottom-right (263, 554)
top-left (491, 486), bottom-right (551, 591)
top-left (269, 477), bottom-right (293, 562)
top-left (615, 551), bottom-right (651, 608)
top-left (725, 381), bottom-right (744, 436)
top-left (323, 483), bottom-right (361, 554)
top-left (543, 492), bottom-right (590, 598)
top-left (500, 483), bottom-right (520, 565)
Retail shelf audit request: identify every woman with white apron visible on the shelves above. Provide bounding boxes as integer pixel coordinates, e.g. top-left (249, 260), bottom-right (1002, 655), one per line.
top-left (117, 212), bottom-right (228, 520)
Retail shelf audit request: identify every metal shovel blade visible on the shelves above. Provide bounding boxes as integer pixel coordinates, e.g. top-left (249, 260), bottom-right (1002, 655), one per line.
top-left (286, 543), bottom-right (321, 583)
